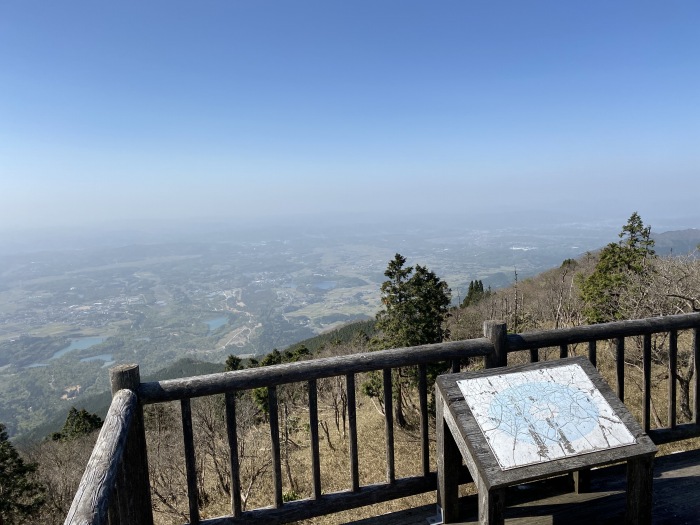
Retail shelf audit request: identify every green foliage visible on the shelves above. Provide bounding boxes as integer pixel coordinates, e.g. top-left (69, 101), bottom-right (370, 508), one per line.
top-left (51, 407), bottom-right (102, 442)
top-left (579, 212), bottom-right (656, 323)
top-left (374, 254), bottom-right (452, 349)
top-left (283, 489), bottom-right (302, 502)
top-left (460, 280), bottom-right (491, 308)
top-left (0, 423), bottom-right (45, 524)
top-left (285, 320), bottom-right (376, 354)
top-left (225, 355), bottom-right (243, 372)
top-left (252, 346), bottom-right (311, 415)
top-left (363, 254), bottom-right (451, 428)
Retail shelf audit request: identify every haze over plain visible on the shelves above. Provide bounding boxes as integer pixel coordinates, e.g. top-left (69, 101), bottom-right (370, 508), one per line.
top-left (1, 1), bottom-right (699, 235)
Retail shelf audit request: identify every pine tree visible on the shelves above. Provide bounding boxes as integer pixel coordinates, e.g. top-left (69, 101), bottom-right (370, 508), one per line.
top-left (0, 423), bottom-right (45, 525)
top-left (579, 212), bottom-right (656, 323)
top-left (51, 407), bottom-right (103, 441)
top-left (364, 254), bottom-right (451, 427)
top-left (461, 279), bottom-right (488, 308)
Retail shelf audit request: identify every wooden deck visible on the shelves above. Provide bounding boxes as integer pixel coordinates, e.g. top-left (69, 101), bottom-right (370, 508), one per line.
top-left (346, 448), bottom-right (700, 525)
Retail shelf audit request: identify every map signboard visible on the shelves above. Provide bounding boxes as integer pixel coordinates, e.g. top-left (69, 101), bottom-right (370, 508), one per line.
top-left (457, 363), bottom-right (636, 470)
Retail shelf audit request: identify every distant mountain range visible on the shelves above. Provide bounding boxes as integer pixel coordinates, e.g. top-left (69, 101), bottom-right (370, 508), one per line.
top-left (652, 229), bottom-right (700, 255)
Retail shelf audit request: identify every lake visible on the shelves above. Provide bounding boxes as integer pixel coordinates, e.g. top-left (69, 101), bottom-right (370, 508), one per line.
top-left (51, 336), bottom-right (107, 360)
top-left (205, 316), bottom-right (229, 333)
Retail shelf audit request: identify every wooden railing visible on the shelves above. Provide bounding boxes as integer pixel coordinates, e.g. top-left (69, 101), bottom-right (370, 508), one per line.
top-left (64, 313), bottom-right (700, 525)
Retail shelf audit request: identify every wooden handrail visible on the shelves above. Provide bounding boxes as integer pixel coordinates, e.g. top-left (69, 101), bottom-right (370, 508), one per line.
top-left (63, 389), bottom-right (137, 525)
top-left (138, 338), bottom-right (492, 404)
top-left (506, 312), bottom-right (700, 351)
top-left (66, 312), bottom-right (700, 525)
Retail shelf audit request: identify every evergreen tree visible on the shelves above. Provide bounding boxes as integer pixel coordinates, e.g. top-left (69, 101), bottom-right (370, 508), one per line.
top-left (252, 346), bottom-right (311, 414)
top-left (0, 423), bottom-right (45, 525)
top-left (375, 254), bottom-right (451, 348)
top-left (225, 354), bottom-right (243, 372)
top-left (51, 407), bottom-right (102, 442)
top-left (364, 254), bottom-right (451, 427)
top-left (461, 279), bottom-right (488, 308)
top-left (579, 212), bottom-right (656, 323)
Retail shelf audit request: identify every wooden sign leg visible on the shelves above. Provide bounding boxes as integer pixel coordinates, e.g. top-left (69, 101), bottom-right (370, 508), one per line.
top-left (573, 469), bottom-right (591, 493)
top-left (437, 398), bottom-right (461, 523)
top-left (477, 476), bottom-right (505, 525)
top-left (626, 454), bottom-right (654, 525)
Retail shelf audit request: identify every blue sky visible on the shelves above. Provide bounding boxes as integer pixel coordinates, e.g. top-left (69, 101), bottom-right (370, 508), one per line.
top-left (1, 1), bottom-right (699, 232)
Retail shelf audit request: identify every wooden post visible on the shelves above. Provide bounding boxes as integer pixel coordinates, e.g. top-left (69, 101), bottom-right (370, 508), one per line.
top-left (109, 364), bottom-right (154, 525)
top-left (346, 373), bottom-right (360, 492)
top-left (573, 469), bottom-right (591, 493)
top-left (436, 388), bottom-right (460, 523)
top-left (484, 321), bottom-right (508, 369)
top-left (616, 338), bottom-right (625, 402)
top-left (694, 328), bottom-right (699, 424)
top-left (626, 455), bottom-right (654, 525)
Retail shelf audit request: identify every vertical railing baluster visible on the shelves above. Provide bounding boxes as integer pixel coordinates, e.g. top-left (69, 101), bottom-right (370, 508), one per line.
top-left (346, 373), bottom-right (359, 492)
top-left (669, 330), bottom-right (678, 429)
top-left (180, 398), bottom-right (200, 525)
top-left (643, 334), bottom-right (652, 432)
top-left (418, 364), bottom-right (430, 477)
top-left (530, 348), bottom-right (539, 363)
top-left (383, 368), bottom-right (395, 484)
top-left (308, 379), bottom-right (322, 500)
top-left (451, 359), bottom-right (460, 373)
top-left (268, 386), bottom-right (283, 508)
top-left (694, 327), bottom-right (700, 425)
top-left (224, 392), bottom-right (242, 517)
top-left (616, 338), bottom-right (625, 401)
top-left (559, 344), bottom-right (568, 359)
top-left (588, 340), bottom-right (597, 368)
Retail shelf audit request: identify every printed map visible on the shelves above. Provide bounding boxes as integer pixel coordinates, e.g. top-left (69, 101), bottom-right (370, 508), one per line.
top-left (457, 363), bottom-right (636, 470)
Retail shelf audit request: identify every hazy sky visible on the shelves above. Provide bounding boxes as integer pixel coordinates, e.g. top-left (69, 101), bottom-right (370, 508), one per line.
top-left (1, 1), bottom-right (699, 232)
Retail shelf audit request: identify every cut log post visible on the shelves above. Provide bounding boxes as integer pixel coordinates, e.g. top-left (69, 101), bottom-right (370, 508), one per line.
top-left (484, 321), bottom-right (508, 369)
top-left (109, 364), bottom-right (154, 525)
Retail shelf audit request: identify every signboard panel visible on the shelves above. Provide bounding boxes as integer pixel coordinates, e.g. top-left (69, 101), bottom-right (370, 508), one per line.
top-left (457, 363), bottom-right (636, 470)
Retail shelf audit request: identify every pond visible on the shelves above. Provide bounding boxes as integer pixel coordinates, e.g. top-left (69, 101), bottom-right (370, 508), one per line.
top-left (51, 336), bottom-right (107, 360)
top-left (205, 316), bottom-right (229, 333)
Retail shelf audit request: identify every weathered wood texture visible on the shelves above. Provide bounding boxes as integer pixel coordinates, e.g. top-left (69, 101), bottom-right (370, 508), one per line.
top-left (436, 357), bottom-right (658, 525)
top-left (615, 337), bottom-right (625, 401)
top-left (268, 386), bottom-right (284, 508)
top-left (63, 389), bottom-right (136, 525)
top-left (346, 448), bottom-right (700, 525)
top-left (383, 368), bottom-right (395, 484)
top-left (108, 364), bottom-right (153, 525)
top-left (224, 393), bottom-right (242, 517)
top-left (197, 476), bottom-right (438, 525)
top-left (181, 398), bottom-right (200, 524)
top-left (418, 364), bottom-right (430, 476)
top-left (437, 394), bottom-right (461, 522)
top-left (484, 321), bottom-right (508, 368)
top-left (506, 312), bottom-right (700, 351)
top-left (66, 312), bottom-right (700, 525)
top-left (643, 334), bottom-right (651, 432)
top-left (694, 327), bottom-right (700, 424)
top-left (437, 357), bottom-right (657, 491)
top-left (668, 330), bottom-right (678, 429)
top-left (308, 379), bottom-right (322, 500)
top-left (346, 373), bottom-right (360, 492)
top-left (138, 339), bottom-right (493, 403)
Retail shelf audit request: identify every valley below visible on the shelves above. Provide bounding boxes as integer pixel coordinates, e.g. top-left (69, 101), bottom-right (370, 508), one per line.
top-left (0, 219), bottom-right (629, 439)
